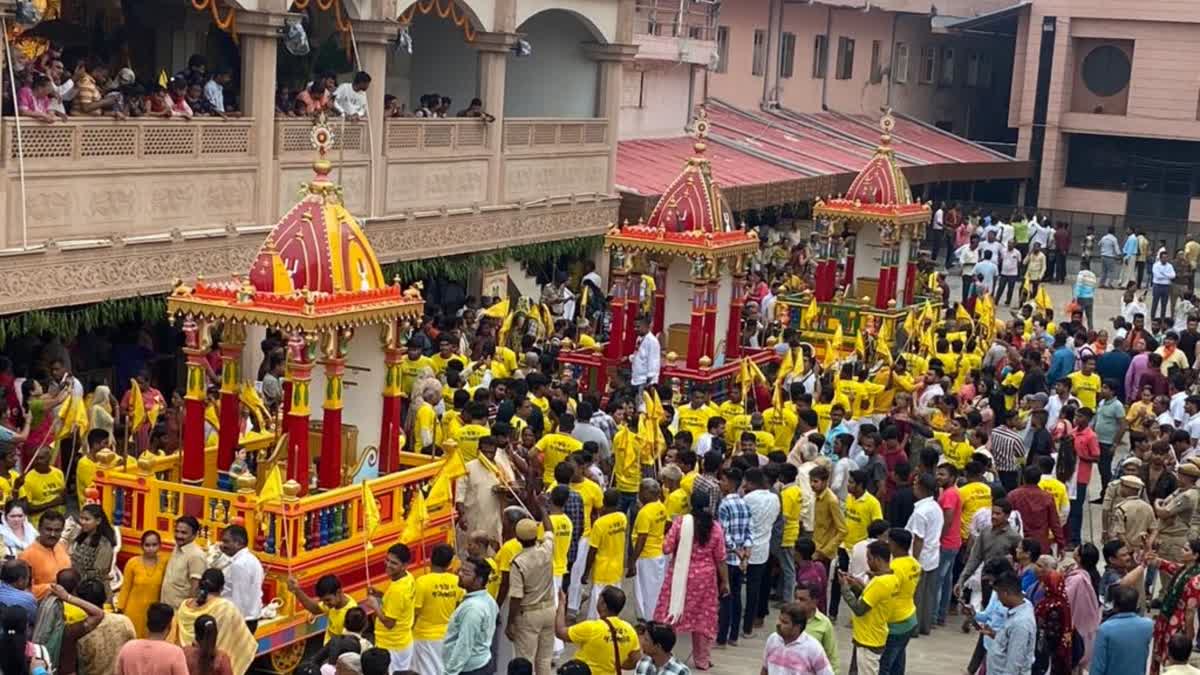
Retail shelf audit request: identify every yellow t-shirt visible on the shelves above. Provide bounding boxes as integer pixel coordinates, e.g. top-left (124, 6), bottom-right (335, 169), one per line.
top-left (399, 356), bottom-right (433, 398)
top-left (634, 501), bottom-right (667, 559)
top-left (889, 555), bottom-right (921, 624)
top-left (665, 489), bottom-right (690, 519)
top-left (753, 430), bottom-right (777, 456)
top-left (453, 424), bottom-right (490, 463)
top-left (588, 512), bottom-right (628, 585)
top-left (412, 571), bottom-right (464, 640)
top-left (674, 406), bottom-right (714, 447)
top-left (567, 617), bottom-right (640, 675)
top-left (572, 479), bottom-right (604, 537)
top-left (64, 604), bottom-right (86, 625)
top-left (959, 480), bottom-right (993, 541)
top-left (317, 596), bottom-right (359, 643)
top-left (550, 513), bottom-right (573, 576)
top-left (680, 471), bottom-right (698, 495)
top-left (528, 394), bottom-right (550, 417)
top-left (496, 537), bottom-right (524, 577)
top-left (536, 433), bottom-right (584, 484)
top-left (852, 573), bottom-right (899, 648)
top-left (932, 432), bottom-right (973, 470)
top-left (1002, 371), bottom-right (1025, 412)
top-left (0, 469), bottom-right (15, 504)
top-left (75, 455), bottom-right (98, 506)
top-left (1039, 477), bottom-right (1069, 518)
top-left (843, 492), bottom-right (883, 550)
top-left (413, 403), bottom-right (440, 451)
top-left (430, 353), bottom-right (467, 376)
top-left (762, 407), bottom-right (798, 452)
top-left (22, 467), bottom-right (65, 525)
top-left (1067, 371), bottom-right (1101, 411)
top-left (485, 558), bottom-right (501, 600)
top-left (718, 401), bottom-right (748, 444)
top-left (375, 573), bottom-right (415, 650)
top-left (812, 403), bottom-right (833, 435)
top-left (780, 484), bottom-right (804, 547)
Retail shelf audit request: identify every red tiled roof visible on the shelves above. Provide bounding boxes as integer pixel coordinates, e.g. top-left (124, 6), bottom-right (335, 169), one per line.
top-left (616, 99), bottom-right (1018, 200)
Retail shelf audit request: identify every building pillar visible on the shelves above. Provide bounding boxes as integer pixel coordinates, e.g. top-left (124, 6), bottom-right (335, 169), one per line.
top-left (726, 266), bottom-right (747, 360)
top-left (285, 331), bottom-right (313, 494)
top-left (215, 323), bottom-right (246, 486)
top-left (349, 19), bottom-right (399, 218)
top-left (474, 32), bottom-right (516, 204)
top-left (585, 43), bottom-right (639, 194)
top-left (319, 329), bottom-right (350, 490)
top-left (180, 319), bottom-right (210, 486)
top-left (686, 277), bottom-right (707, 369)
top-left (379, 330), bottom-right (404, 475)
top-left (235, 11), bottom-right (288, 226)
top-left (651, 263), bottom-right (667, 336)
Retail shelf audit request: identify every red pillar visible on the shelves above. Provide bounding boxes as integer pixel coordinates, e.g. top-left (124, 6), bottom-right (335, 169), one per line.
top-left (725, 272), bottom-right (746, 360)
top-left (180, 319), bottom-right (209, 486)
top-left (651, 266), bottom-right (667, 336)
top-left (905, 259), bottom-right (918, 305)
top-left (379, 343), bottom-right (403, 475)
top-left (874, 239), bottom-right (892, 310)
top-left (285, 332), bottom-right (312, 495)
top-left (703, 280), bottom-right (718, 360)
top-left (216, 331), bottom-right (245, 474)
top-left (606, 270), bottom-right (627, 360)
top-left (686, 278), bottom-right (706, 369)
top-left (623, 273), bottom-right (639, 358)
top-left (319, 336), bottom-right (347, 490)
top-left (843, 250), bottom-right (856, 291)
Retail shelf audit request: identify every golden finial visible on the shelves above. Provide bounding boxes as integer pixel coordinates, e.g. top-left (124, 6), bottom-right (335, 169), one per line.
top-left (698, 355), bottom-right (712, 368)
top-left (879, 108), bottom-right (895, 147)
top-left (692, 105), bottom-right (710, 154)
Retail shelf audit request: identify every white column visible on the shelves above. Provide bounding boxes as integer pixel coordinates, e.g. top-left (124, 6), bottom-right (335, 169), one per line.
top-left (474, 32), bottom-right (516, 204)
top-left (349, 19), bottom-right (401, 217)
top-left (236, 11), bottom-right (289, 227)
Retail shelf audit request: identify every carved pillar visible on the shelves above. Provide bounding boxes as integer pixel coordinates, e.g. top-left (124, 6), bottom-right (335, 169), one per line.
top-left (843, 235), bottom-right (857, 291)
top-left (606, 254), bottom-right (628, 360)
top-left (899, 230), bottom-right (915, 306)
top-left (348, 19), bottom-right (399, 217)
top-left (379, 324), bottom-right (404, 475)
top-left (813, 218), bottom-right (833, 302)
top-left (585, 43), bottom-right (640, 194)
top-left (474, 32), bottom-right (516, 204)
top-left (651, 263), bottom-right (667, 336)
top-left (704, 278), bottom-right (719, 360)
top-left (235, 11), bottom-right (287, 225)
top-left (686, 275), bottom-right (707, 369)
top-left (623, 271), bottom-right (640, 358)
top-left (181, 318), bottom-right (210, 486)
top-left (319, 329), bottom-right (350, 490)
top-left (216, 323), bottom-right (246, 483)
top-left (726, 262), bottom-right (747, 360)
top-left (284, 331), bottom-right (313, 494)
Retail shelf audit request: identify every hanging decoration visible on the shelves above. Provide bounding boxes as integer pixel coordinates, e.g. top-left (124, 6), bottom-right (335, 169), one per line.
top-left (0, 296), bottom-right (166, 349)
top-left (398, 0), bottom-right (477, 43)
top-left (190, 0), bottom-right (238, 41)
top-left (5, 0), bottom-right (61, 61)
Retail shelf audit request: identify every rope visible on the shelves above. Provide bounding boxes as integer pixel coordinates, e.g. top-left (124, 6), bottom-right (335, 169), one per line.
top-left (1, 17), bottom-right (29, 250)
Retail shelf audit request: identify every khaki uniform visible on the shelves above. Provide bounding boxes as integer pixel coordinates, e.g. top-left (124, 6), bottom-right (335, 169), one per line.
top-left (1112, 496), bottom-right (1156, 550)
top-left (1158, 488), bottom-right (1199, 563)
top-left (509, 532), bottom-right (557, 675)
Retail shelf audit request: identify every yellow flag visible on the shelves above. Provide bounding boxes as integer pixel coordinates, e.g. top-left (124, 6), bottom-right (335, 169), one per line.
top-left (903, 308), bottom-right (917, 337)
top-left (1035, 284), bottom-right (1053, 312)
top-left (426, 448), bottom-right (466, 508)
top-left (854, 328), bottom-right (866, 356)
top-left (401, 489), bottom-right (428, 544)
top-left (129, 379), bottom-right (146, 432)
top-left (240, 383), bottom-right (269, 430)
top-left (802, 297), bottom-right (819, 328)
top-left (361, 481), bottom-right (381, 548)
top-left (55, 393), bottom-right (86, 442)
top-left (482, 299), bottom-right (510, 319)
top-left (158, 69), bottom-right (168, 88)
top-left (956, 303), bottom-right (973, 325)
top-left (258, 464), bottom-right (283, 508)
top-left (147, 403), bottom-right (162, 429)
top-left (921, 301), bottom-right (935, 324)
top-left (614, 426), bottom-right (640, 477)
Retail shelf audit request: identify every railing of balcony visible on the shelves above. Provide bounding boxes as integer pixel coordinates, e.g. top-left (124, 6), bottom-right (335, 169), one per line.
top-left (1, 118), bottom-right (255, 168)
top-left (633, 0), bottom-right (717, 41)
top-left (501, 118), bottom-right (611, 203)
top-left (274, 117), bottom-right (368, 159)
top-left (502, 118), bottom-right (608, 154)
top-left (384, 118), bottom-right (490, 158)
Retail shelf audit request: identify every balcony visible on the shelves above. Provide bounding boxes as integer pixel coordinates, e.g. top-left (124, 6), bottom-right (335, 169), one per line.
top-left (502, 118), bottom-right (610, 202)
top-left (382, 118), bottom-right (492, 212)
top-left (632, 0), bottom-right (718, 65)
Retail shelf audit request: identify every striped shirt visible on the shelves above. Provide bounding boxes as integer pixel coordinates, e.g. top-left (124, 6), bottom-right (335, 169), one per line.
top-left (718, 494), bottom-right (753, 566)
top-left (988, 425), bottom-right (1027, 472)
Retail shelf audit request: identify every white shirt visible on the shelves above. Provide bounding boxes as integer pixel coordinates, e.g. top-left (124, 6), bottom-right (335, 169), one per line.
top-left (696, 432), bottom-right (715, 455)
top-left (1157, 411), bottom-right (1177, 429)
top-left (743, 488), bottom-right (781, 565)
top-left (1045, 394), bottom-right (1079, 430)
top-left (763, 631), bottom-right (835, 675)
top-left (1171, 391), bottom-right (1188, 424)
top-left (917, 383), bottom-right (944, 412)
top-left (631, 333), bottom-right (661, 386)
top-left (933, 208), bottom-right (944, 229)
top-left (956, 245), bottom-right (979, 275)
top-left (203, 79), bottom-right (225, 113)
top-left (221, 547), bottom-right (264, 620)
top-left (332, 82), bottom-right (368, 118)
top-left (1186, 412), bottom-right (1200, 443)
top-left (1000, 248), bottom-right (1022, 276)
top-left (1121, 300), bottom-right (1148, 325)
top-left (979, 240), bottom-right (1004, 267)
top-left (848, 537), bottom-right (873, 582)
top-left (906, 496), bottom-right (945, 571)
top-left (1030, 223), bottom-right (1052, 249)
top-left (1153, 260), bottom-right (1177, 285)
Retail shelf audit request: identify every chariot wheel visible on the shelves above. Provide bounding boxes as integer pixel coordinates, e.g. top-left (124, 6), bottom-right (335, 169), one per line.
top-left (268, 641), bottom-right (307, 675)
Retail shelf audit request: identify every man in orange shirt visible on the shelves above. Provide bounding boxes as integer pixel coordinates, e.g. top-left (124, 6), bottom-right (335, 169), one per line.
top-left (19, 510), bottom-right (71, 599)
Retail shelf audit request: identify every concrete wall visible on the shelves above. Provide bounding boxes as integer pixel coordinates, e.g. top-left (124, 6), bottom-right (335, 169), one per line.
top-left (506, 10), bottom-right (601, 118)
top-left (619, 63), bottom-right (695, 140)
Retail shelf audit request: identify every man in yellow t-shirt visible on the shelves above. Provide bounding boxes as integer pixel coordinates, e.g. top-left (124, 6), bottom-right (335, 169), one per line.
top-left (288, 573), bottom-right (359, 644)
top-left (410, 544), bottom-right (465, 674)
top-left (1036, 455), bottom-right (1070, 525)
top-left (672, 388), bottom-right (715, 448)
top-left (556, 585), bottom-right (641, 675)
top-left (583, 490), bottom-right (628, 619)
top-left (660, 464), bottom-right (690, 519)
top-left (884, 528), bottom-right (921, 638)
top-left (21, 448), bottom-right (65, 527)
top-left (957, 464), bottom-right (993, 541)
top-left (762, 404), bottom-right (798, 454)
top-left (78, 429), bottom-right (109, 507)
top-left (399, 343), bottom-right (433, 400)
top-left (535, 414), bottom-right (584, 484)
top-left (548, 486), bottom-right (574, 582)
top-left (366, 543), bottom-right (416, 672)
top-left (838, 540), bottom-right (899, 675)
top-left (932, 420), bottom-right (974, 470)
top-left (629, 479), bottom-right (667, 621)
top-left (452, 402), bottom-right (491, 463)
top-left (776, 463), bottom-right (806, 603)
top-left (409, 381), bottom-right (443, 454)
top-left (430, 335), bottom-right (467, 375)
top-left (836, 469), bottom-right (883, 616)
top-left (566, 462), bottom-right (606, 615)
top-left (1067, 356), bottom-right (1101, 410)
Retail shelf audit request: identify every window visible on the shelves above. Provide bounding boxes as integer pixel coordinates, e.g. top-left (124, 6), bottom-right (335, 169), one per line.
top-left (621, 69), bottom-right (644, 108)
top-left (1081, 45), bottom-right (1131, 97)
top-left (940, 47), bottom-right (956, 86)
top-left (715, 26), bottom-right (729, 73)
top-left (966, 50), bottom-right (980, 87)
top-left (894, 42), bottom-right (909, 84)
top-left (870, 40), bottom-right (882, 83)
top-left (812, 35), bottom-right (828, 79)
top-left (752, 29), bottom-right (767, 76)
top-left (835, 37), bottom-right (855, 80)
top-left (780, 32), bottom-right (797, 79)
top-left (919, 46), bottom-right (936, 83)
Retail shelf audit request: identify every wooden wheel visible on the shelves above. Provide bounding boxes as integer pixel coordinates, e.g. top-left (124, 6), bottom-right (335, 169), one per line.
top-left (269, 641), bottom-right (306, 675)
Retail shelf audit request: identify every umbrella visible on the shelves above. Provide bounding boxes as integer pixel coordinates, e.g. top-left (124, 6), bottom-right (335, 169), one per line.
top-left (16, 19), bottom-right (88, 46)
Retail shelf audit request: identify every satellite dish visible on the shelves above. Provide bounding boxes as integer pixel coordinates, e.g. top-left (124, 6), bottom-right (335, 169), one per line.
top-left (510, 39), bottom-right (532, 58)
top-left (14, 0), bottom-right (42, 27)
top-left (282, 17), bottom-right (310, 56)
top-left (393, 25), bottom-right (413, 56)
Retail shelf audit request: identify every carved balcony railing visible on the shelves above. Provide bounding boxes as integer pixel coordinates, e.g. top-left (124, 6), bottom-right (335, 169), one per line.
top-left (502, 118), bottom-right (610, 203)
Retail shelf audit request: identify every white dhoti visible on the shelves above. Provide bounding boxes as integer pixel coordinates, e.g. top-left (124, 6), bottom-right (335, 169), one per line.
top-left (567, 535), bottom-right (590, 612)
top-left (634, 555), bottom-right (667, 620)
top-left (388, 647), bottom-right (413, 673)
top-left (553, 576), bottom-right (564, 656)
top-left (412, 640), bottom-right (442, 675)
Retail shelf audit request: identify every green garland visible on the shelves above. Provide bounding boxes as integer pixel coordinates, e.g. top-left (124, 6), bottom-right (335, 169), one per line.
top-left (0, 236), bottom-right (602, 348)
top-left (381, 236), bottom-right (603, 283)
top-left (0, 296), bottom-right (166, 349)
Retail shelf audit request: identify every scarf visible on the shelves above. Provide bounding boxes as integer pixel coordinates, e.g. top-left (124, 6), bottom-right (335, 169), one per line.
top-left (1163, 563), bottom-right (1200, 618)
top-left (1034, 571), bottom-right (1073, 667)
top-left (665, 514), bottom-right (694, 624)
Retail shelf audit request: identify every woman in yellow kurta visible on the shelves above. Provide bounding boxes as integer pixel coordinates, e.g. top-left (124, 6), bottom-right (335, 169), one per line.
top-left (117, 530), bottom-right (166, 638)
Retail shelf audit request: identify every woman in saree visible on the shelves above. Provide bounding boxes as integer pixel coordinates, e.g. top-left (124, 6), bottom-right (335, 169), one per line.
top-left (1064, 544), bottom-right (1102, 672)
top-left (20, 378), bottom-right (70, 461)
top-left (1151, 539), bottom-right (1200, 675)
top-left (87, 385), bottom-right (114, 445)
top-left (170, 569), bottom-right (257, 675)
top-left (1033, 570), bottom-right (1075, 675)
top-left (68, 504), bottom-right (116, 599)
top-left (653, 491), bottom-right (729, 671)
